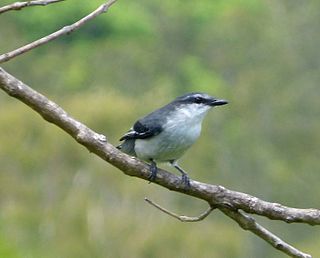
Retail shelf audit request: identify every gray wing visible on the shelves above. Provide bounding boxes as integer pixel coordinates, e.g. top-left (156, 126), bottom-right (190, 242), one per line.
top-left (117, 118), bottom-right (163, 156)
top-left (119, 116), bottom-right (163, 141)
top-left (117, 104), bottom-right (171, 156)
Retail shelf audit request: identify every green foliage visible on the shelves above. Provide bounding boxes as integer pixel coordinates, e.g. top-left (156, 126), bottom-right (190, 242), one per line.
top-left (1, 0), bottom-right (320, 257)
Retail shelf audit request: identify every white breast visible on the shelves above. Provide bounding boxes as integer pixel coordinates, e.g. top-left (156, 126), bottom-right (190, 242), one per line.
top-left (134, 103), bottom-right (211, 162)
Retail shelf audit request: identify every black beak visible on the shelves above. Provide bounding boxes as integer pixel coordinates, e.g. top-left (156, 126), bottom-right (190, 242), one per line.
top-left (210, 99), bottom-right (228, 106)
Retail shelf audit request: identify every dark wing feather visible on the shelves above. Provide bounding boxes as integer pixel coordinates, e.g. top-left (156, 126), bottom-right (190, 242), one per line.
top-left (119, 119), bottom-right (162, 141)
top-left (119, 102), bottom-right (174, 141)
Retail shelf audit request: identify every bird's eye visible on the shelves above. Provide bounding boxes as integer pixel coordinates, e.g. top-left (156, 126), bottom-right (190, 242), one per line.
top-left (194, 96), bottom-right (202, 104)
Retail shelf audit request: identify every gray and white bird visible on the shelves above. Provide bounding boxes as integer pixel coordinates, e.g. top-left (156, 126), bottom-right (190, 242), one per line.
top-left (117, 92), bottom-right (228, 186)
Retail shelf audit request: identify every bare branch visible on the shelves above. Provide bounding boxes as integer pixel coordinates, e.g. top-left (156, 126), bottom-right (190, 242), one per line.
top-left (145, 195), bottom-right (312, 256)
top-left (144, 197), bottom-right (215, 222)
top-left (210, 186), bottom-right (320, 225)
top-left (2, 65), bottom-right (318, 226)
top-left (220, 208), bottom-right (312, 258)
top-left (0, 67), bottom-right (318, 257)
top-left (0, 0), bottom-right (64, 14)
top-left (0, 0), bottom-right (117, 63)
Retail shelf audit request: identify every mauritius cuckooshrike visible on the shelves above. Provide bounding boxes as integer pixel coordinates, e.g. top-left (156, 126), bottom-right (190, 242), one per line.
top-left (117, 92), bottom-right (228, 186)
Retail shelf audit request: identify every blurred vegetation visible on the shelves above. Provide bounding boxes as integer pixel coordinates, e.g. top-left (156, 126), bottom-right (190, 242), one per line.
top-left (0, 0), bottom-right (320, 257)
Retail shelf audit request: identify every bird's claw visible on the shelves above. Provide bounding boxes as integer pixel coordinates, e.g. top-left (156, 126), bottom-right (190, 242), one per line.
top-left (181, 173), bottom-right (191, 188)
top-left (148, 161), bottom-right (157, 183)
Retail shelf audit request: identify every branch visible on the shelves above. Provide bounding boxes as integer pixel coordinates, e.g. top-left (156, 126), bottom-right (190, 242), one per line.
top-left (144, 197), bottom-right (215, 222)
top-left (0, 67), bottom-right (316, 257)
top-left (1, 66), bottom-right (318, 224)
top-left (220, 208), bottom-right (311, 258)
top-left (0, 0), bottom-right (117, 63)
top-left (0, 0), bottom-right (64, 14)
top-left (145, 197), bottom-right (311, 257)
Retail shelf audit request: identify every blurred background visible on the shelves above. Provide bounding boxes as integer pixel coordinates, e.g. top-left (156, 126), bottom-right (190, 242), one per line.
top-left (0, 0), bottom-right (320, 257)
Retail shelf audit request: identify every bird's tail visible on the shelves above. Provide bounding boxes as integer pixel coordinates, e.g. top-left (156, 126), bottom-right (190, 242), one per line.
top-left (116, 139), bottom-right (136, 157)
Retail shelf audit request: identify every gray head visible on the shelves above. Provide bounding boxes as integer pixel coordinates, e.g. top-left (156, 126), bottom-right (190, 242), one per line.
top-left (173, 92), bottom-right (228, 107)
top-left (167, 92), bottom-right (228, 121)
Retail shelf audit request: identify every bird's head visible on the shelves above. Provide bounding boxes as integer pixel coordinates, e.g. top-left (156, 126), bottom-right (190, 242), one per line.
top-left (171, 92), bottom-right (228, 119)
top-left (174, 92), bottom-right (227, 108)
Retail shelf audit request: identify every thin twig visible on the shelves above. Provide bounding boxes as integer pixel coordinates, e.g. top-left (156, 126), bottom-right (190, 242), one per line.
top-left (145, 196), bottom-right (312, 257)
top-left (220, 208), bottom-right (312, 258)
top-left (0, 0), bottom-right (118, 63)
top-left (145, 197), bottom-right (215, 222)
top-left (0, 0), bottom-right (64, 14)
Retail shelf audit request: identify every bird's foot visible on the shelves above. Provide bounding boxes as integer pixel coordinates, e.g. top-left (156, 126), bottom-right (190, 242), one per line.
top-left (170, 161), bottom-right (191, 188)
top-left (181, 172), bottom-right (191, 188)
top-left (148, 160), bottom-right (157, 183)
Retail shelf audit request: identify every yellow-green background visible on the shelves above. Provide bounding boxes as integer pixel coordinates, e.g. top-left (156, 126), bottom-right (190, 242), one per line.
top-left (1, 0), bottom-right (320, 257)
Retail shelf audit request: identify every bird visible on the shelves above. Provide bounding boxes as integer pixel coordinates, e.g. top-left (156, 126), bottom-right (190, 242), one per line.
top-left (117, 92), bottom-right (228, 187)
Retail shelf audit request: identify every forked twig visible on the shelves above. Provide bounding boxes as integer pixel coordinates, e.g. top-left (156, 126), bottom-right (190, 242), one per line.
top-left (0, 0), bottom-right (64, 14)
top-left (145, 197), bottom-right (215, 222)
top-left (0, 0), bottom-right (118, 63)
top-left (145, 195), bottom-right (311, 257)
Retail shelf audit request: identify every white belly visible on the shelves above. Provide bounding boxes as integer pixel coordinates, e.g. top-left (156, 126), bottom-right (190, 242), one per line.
top-left (134, 121), bottom-right (202, 162)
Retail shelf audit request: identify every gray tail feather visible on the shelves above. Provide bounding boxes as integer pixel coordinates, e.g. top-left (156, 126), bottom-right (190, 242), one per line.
top-left (117, 139), bottom-right (136, 157)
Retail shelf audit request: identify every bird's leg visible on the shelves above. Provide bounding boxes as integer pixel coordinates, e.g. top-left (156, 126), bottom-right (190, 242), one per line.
top-left (148, 159), bottom-right (158, 182)
top-left (170, 161), bottom-right (191, 187)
